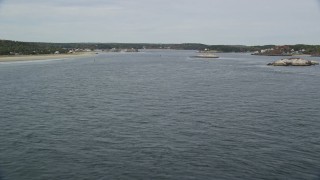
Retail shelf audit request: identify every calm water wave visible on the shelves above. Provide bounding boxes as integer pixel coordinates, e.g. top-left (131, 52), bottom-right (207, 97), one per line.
top-left (1, 51), bottom-right (320, 180)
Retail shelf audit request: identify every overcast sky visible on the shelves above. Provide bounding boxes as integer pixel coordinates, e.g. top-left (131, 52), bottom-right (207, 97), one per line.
top-left (0, 0), bottom-right (319, 45)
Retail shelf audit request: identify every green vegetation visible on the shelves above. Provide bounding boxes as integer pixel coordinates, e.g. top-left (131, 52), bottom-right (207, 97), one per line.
top-left (0, 40), bottom-right (68, 55)
top-left (1, 39), bottom-right (320, 55)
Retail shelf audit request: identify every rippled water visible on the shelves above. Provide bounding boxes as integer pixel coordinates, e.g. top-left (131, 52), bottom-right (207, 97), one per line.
top-left (1, 50), bottom-right (320, 180)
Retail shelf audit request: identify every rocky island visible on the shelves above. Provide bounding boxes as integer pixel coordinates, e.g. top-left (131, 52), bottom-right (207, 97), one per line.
top-left (267, 58), bottom-right (319, 66)
top-left (191, 53), bottom-right (219, 58)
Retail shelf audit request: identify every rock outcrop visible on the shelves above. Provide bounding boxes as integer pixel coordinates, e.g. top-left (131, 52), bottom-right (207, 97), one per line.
top-left (267, 58), bottom-right (319, 66)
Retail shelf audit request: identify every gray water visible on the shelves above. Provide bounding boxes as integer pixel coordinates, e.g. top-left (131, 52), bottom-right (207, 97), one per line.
top-left (0, 50), bottom-right (320, 180)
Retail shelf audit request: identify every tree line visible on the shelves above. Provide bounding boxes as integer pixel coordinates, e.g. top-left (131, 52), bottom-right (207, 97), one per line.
top-left (1, 40), bottom-right (319, 55)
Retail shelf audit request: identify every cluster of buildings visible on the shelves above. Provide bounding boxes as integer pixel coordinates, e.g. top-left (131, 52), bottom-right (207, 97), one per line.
top-left (107, 48), bottom-right (139, 52)
top-left (65, 48), bottom-right (139, 53)
top-left (66, 48), bottom-right (94, 54)
top-left (253, 46), bottom-right (306, 56)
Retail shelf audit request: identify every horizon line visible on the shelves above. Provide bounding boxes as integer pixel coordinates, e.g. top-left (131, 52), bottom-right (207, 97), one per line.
top-left (1, 39), bottom-right (319, 46)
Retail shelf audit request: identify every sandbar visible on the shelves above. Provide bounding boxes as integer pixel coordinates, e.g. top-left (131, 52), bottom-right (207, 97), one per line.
top-left (0, 52), bottom-right (95, 62)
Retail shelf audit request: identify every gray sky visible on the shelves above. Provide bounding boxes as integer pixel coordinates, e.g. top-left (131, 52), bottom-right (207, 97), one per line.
top-left (0, 0), bottom-right (319, 45)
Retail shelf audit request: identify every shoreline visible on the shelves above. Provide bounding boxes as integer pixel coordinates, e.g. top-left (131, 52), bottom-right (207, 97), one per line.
top-left (0, 52), bottom-right (95, 62)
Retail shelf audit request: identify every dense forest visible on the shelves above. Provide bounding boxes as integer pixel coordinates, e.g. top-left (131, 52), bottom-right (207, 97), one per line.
top-left (1, 39), bottom-right (320, 55)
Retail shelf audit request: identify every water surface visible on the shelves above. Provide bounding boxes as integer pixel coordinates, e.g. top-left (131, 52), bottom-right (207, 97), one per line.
top-left (1, 51), bottom-right (320, 179)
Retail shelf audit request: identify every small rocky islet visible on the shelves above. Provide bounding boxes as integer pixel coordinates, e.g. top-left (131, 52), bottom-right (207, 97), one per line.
top-left (267, 58), bottom-right (319, 66)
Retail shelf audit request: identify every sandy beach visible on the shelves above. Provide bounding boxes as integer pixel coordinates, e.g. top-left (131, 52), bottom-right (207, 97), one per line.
top-left (0, 52), bottom-right (95, 62)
